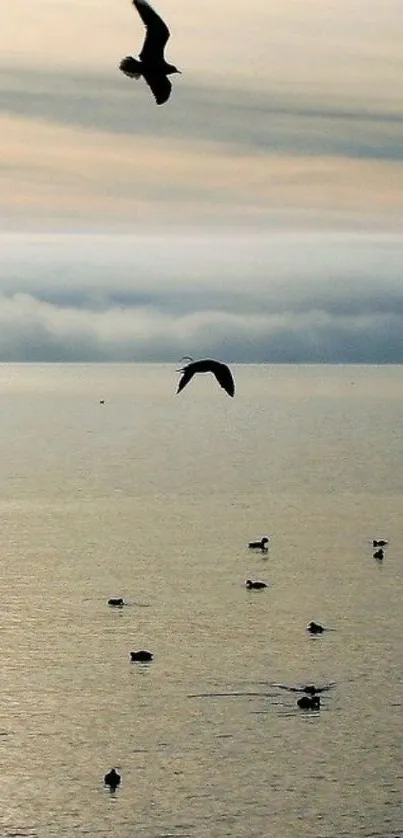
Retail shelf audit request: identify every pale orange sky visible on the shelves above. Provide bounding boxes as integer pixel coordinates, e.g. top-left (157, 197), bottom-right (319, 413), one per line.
top-left (3, 0), bottom-right (403, 95)
top-left (1, 0), bottom-right (403, 230)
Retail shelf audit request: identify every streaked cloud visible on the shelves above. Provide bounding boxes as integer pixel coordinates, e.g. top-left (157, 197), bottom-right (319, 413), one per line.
top-left (2, 68), bottom-right (403, 160)
top-left (1, 69), bottom-right (403, 230)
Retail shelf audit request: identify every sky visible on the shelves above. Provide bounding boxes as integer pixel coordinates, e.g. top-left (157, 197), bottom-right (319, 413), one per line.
top-left (1, 0), bottom-right (403, 361)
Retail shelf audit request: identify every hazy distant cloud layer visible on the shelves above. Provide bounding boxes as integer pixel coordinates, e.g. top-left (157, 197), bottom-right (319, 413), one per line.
top-left (1, 232), bottom-right (403, 362)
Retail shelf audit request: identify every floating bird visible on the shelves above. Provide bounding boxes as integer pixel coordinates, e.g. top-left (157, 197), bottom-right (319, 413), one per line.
top-left (104, 768), bottom-right (121, 790)
top-left (272, 683), bottom-right (335, 695)
top-left (99, 399), bottom-right (105, 404)
top-left (297, 695), bottom-right (320, 710)
top-left (307, 621), bottom-right (325, 634)
top-left (108, 597), bottom-right (124, 607)
top-left (248, 537), bottom-right (269, 551)
top-left (130, 650), bottom-right (153, 662)
top-left (373, 539), bottom-right (388, 547)
top-left (373, 548), bottom-right (384, 560)
top-left (176, 358), bottom-right (235, 397)
top-left (245, 579), bottom-right (267, 590)
top-left (119, 0), bottom-right (180, 104)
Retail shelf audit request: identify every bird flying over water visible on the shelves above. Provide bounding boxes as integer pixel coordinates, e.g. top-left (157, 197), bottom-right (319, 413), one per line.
top-left (176, 358), bottom-right (235, 398)
top-left (119, 0), bottom-right (180, 104)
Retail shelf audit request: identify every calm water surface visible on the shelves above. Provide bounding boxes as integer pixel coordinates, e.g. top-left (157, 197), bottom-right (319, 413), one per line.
top-left (0, 364), bottom-right (402, 838)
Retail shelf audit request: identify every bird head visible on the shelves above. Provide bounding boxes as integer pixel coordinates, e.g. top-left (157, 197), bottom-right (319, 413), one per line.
top-left (176, 355), bottom-right (193, 371)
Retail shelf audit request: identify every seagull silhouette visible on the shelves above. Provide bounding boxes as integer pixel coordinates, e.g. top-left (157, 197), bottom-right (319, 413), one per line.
top-left (176, 358), bottom-right (235, 397)
top-left (119, 0), bottom-right (180, 104)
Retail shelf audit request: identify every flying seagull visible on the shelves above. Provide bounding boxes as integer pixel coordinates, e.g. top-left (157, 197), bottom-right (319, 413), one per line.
top-left (176, 358), bottom-right (235, 398)
top-left (119, 0), bottom-right (180, 104)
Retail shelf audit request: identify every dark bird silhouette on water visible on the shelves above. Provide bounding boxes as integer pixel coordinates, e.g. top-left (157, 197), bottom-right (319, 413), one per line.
top-left (373, 539), bottom-right (387, 547)
top-left (176, 358), bottom-right (235, 398)
top-left (245, 579), bottom-right (267, 590)
top-left (119, 0), bottom-right (180, 104)
top-left (104, 768), bottom-right (121, 790)
top-left (108, 597), bottom-right (124, 607)
top-left (307, 621), bottom-right (325, 634)
top-left (248, 537), bottom-right (269, 551)
top-left (130, 650), bottom-right (153, 662)
top-left (297, 694), bottom-right (321, 710)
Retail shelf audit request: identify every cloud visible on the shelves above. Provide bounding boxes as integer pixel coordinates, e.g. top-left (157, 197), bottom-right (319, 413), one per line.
top-left (1, 67), bottom-right (403, 162)
top-left (1, 115), bottom-right (402, 232)
top-left (1, 291), bottom-right (402, 364)
top-left (1, 67), bottom-right (402, 230)
top-left (1, 231), bottom-right (403, 362)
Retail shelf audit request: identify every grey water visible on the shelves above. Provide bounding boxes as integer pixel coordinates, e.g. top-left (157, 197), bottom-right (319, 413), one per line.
top-left (0, 363), bottom-right (402, 838)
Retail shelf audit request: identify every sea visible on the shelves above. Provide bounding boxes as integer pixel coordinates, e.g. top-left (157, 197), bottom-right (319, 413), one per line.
top-left (0, 363), bottom-right (402, 838)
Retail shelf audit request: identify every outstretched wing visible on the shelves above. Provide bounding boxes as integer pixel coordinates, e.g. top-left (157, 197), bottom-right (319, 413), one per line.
top-left (314, 683), bottom-right (336, 693)
top-left (176, 364), bottom-right (196, 394)
top-left (143, 72), bottom-right (172, 104)
top-left (272, 683), bottom-right (300, 693)
top-left (213, 363), bottom-right (235, 397)
top-left (133, 0), bottom-right (170, 63)
top-left (177, 359), bottom-right (235, 397)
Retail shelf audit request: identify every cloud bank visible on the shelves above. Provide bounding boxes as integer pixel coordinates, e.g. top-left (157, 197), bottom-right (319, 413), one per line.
top-left (1, 231), bottom-right (403, 362)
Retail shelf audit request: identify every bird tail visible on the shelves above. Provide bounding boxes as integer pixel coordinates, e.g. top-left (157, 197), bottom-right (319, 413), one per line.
top-left (119, 56), bottom-right (142, 79)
